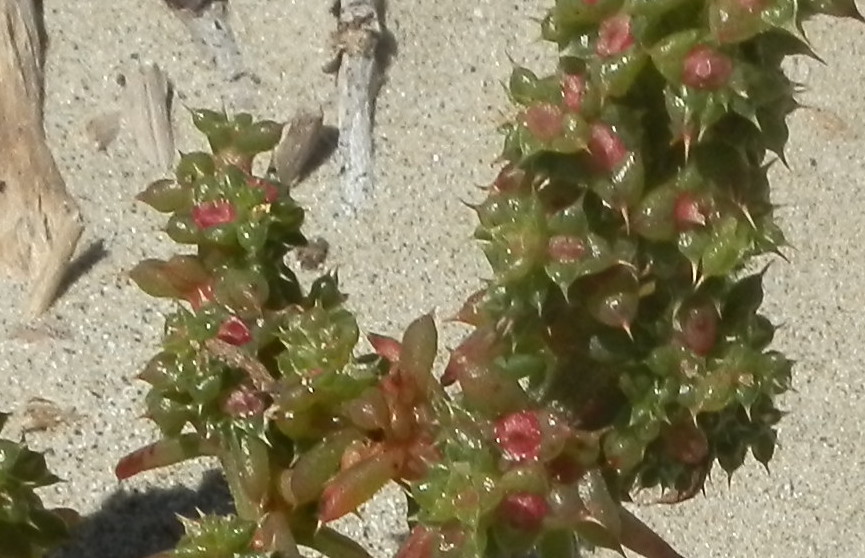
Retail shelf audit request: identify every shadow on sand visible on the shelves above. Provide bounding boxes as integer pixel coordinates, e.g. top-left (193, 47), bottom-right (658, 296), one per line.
top-left (51, 469), bottom-right (234, 558)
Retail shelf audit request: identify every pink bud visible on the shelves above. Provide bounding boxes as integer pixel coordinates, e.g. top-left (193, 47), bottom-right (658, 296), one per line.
top-left (217, 316), bottom-right (252, 346)
top-left (495, 410), bottom-right (542, 462)
top-left (562, 74), bottom-right (586, 113)
top-left (596, 14), bottom-right (634, 58)
top-left (673, 192), bottom-right (706, 230)
top-left (498, 492), bottom-right (549, 532)
top-left (680, 304), bottom-right (718, 356)
top-left (221, 384), bottom-right (267, 418)
top-left (682, 45), bottom-right (733, 90)
top-left (521, 103), bottom-right (564, 143)
top-left (588, 122), bottom-right (628, 172)
top-left (547, 235), bottom-right (585, 263)
top-left (191, 199), bottom-right (236, 229)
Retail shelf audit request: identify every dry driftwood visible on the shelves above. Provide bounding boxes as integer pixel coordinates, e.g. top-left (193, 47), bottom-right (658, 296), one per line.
top-left (326, 0), bottom-right (383, 217)
top-left (162, 0), bottom-right (258, 108)
top-left (124, 62), bottom-right (176, 173)
top-left (0, 0), bottom-right (84, 318)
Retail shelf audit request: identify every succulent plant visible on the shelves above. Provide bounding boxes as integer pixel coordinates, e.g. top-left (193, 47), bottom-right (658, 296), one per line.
top-left (401, 0), bottom-right (860, 555)
top-left (119, 2), bottom-right (860, 557)
top-left (0, 413), bottom-right (76, 558)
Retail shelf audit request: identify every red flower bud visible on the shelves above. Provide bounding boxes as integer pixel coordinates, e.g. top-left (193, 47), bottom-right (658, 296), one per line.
top-left (498, 492), bottom-right (549, 532)
top-left (521, 103), bottom-right (564, 143)
top-left (682, 45), bottom-right (733, 90)
top-left (495, 410), bottom-right (542, 462)
top-left (596, 14), bottom-right (634, 58)
top-left (217, 316), bottom-right (252, 346)
top-left (673, 192), bottom-right (707, 230)
top-left (191, 199), bottom-right (236, 229)
top-left (221, 384), bottom-right (267, 418)
top-left (588, 122), bottom-right (628, 172)
top-left (562, 74), bottom-right (586, 113)
top-left (680, 304), bottom-right (718, 356)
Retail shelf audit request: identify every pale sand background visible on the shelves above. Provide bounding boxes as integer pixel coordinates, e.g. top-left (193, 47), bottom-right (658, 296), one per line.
top-left (1, 2), bottom-right (864, 557)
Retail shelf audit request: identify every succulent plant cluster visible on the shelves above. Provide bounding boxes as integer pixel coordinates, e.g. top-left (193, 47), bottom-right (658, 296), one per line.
top-left (405, 0), bottom-right (859, 554)
top-left (114, 2), bottom-right (862, 558)
top-left (0, 413), bottom-right (75, 558)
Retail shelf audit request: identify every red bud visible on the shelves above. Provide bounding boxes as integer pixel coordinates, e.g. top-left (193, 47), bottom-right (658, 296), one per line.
top-left (682, 45), bottom-right (733, 90)
top-left (495, 410), bottom-right (542, 462)
top-left (217, 316), bottom-right (252, 346)
top-left (596, 14), bottom-right (634, 57)
top-left (673, 192), bottom-right (707, 229)
top-left (191, 199), bottom-right (236, 229)
top-left (498, 492), bottom-right (549, 532)
top-left (562, 74), bottom-right (586, 113)
top-left (588, 122), bottom-right (628, 173)
top-left (521, 103), bottom-right (564, 143)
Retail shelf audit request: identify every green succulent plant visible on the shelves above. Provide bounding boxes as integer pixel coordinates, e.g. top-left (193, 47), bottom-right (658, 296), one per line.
top-left (119, 1), bottom-right (861, 557)
top-left (0, 413), bottom-right (76, 558)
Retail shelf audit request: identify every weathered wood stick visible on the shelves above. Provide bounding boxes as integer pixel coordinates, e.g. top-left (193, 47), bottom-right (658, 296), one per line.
top-left (162, 0), bottom-right (258, 107)
top-left (0, 0), bottom-right (85, 318)
top-left (125, 62), bottom-right (176, 173)
top-left (326, 0), bottom-right (382, 217)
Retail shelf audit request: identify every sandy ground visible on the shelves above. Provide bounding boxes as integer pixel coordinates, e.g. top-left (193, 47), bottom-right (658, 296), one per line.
top-left (0, 1), bottom-right (864, 557)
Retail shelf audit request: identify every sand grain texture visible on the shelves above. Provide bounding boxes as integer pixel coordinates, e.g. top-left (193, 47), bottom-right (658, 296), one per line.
top-left (0, 2), bottom-right (864, 557)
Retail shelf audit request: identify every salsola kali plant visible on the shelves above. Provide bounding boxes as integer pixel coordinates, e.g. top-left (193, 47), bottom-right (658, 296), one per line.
top-left (0, 413), bottom-right (77, 558)
top-left (115, 2), bottom-right (861, 558)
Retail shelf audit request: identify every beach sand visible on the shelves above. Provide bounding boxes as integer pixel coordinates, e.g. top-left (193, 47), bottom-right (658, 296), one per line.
top-left (1, 1), bottom-right (864, 557)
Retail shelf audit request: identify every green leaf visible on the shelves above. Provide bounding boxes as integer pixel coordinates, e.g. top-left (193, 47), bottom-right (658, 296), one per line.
top-left (290, 429), bottom-right (359, 505)
top-left (137, 179), bottom-right (192, 213)
top-left (174, 514), bottom-right (258, 558)
top-left (114, 433), bottom-right (216, 480)
top-left (700, 216), bottom-right (750, 278)
top-left (648, 29), bottom-right (702, 85)
top-left (235, 120), bottom-right (284, 155)
top-left (176, 152), bottom-right (216, 186)
top-left (544, 202), bottom-right (616, 293)
top-left (554, 0), bottom-right (622, 26)
top-left (509, 66), bottom-right (541, 105)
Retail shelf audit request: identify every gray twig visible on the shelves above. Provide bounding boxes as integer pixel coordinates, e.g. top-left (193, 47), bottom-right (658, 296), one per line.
top-left (325, 0), bottom-right (383, 217)
top-left (163, 0), bottom-right (258, 107)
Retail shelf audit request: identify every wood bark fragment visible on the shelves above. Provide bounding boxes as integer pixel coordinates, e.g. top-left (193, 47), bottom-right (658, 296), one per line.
top-left (326, 0), bottom-right (383, 217)
top-left (269, 107), bottom-right (324, 187)
top-left (0, 0), bottom-right (85, 318)
top-left (124, 62), bottom-right (176, 173)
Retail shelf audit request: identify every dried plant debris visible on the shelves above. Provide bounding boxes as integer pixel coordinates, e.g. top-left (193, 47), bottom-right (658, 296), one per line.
top-left (163, 0), bottom-right (257, 88)
top-left (294, 236), bottom-right (330, 270)
top-left (85, 110), bottom-right (121, 151)
top-left (268, 107), bottom-right (324, 187)
top-left (326, 0), bottom-right (386, 217)
top-left (125, 62), bottom-right (175, 172)
top-left (9, 321), bottom-right (71, 344)
top-left (22, 397), bottom-right (83, 434)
